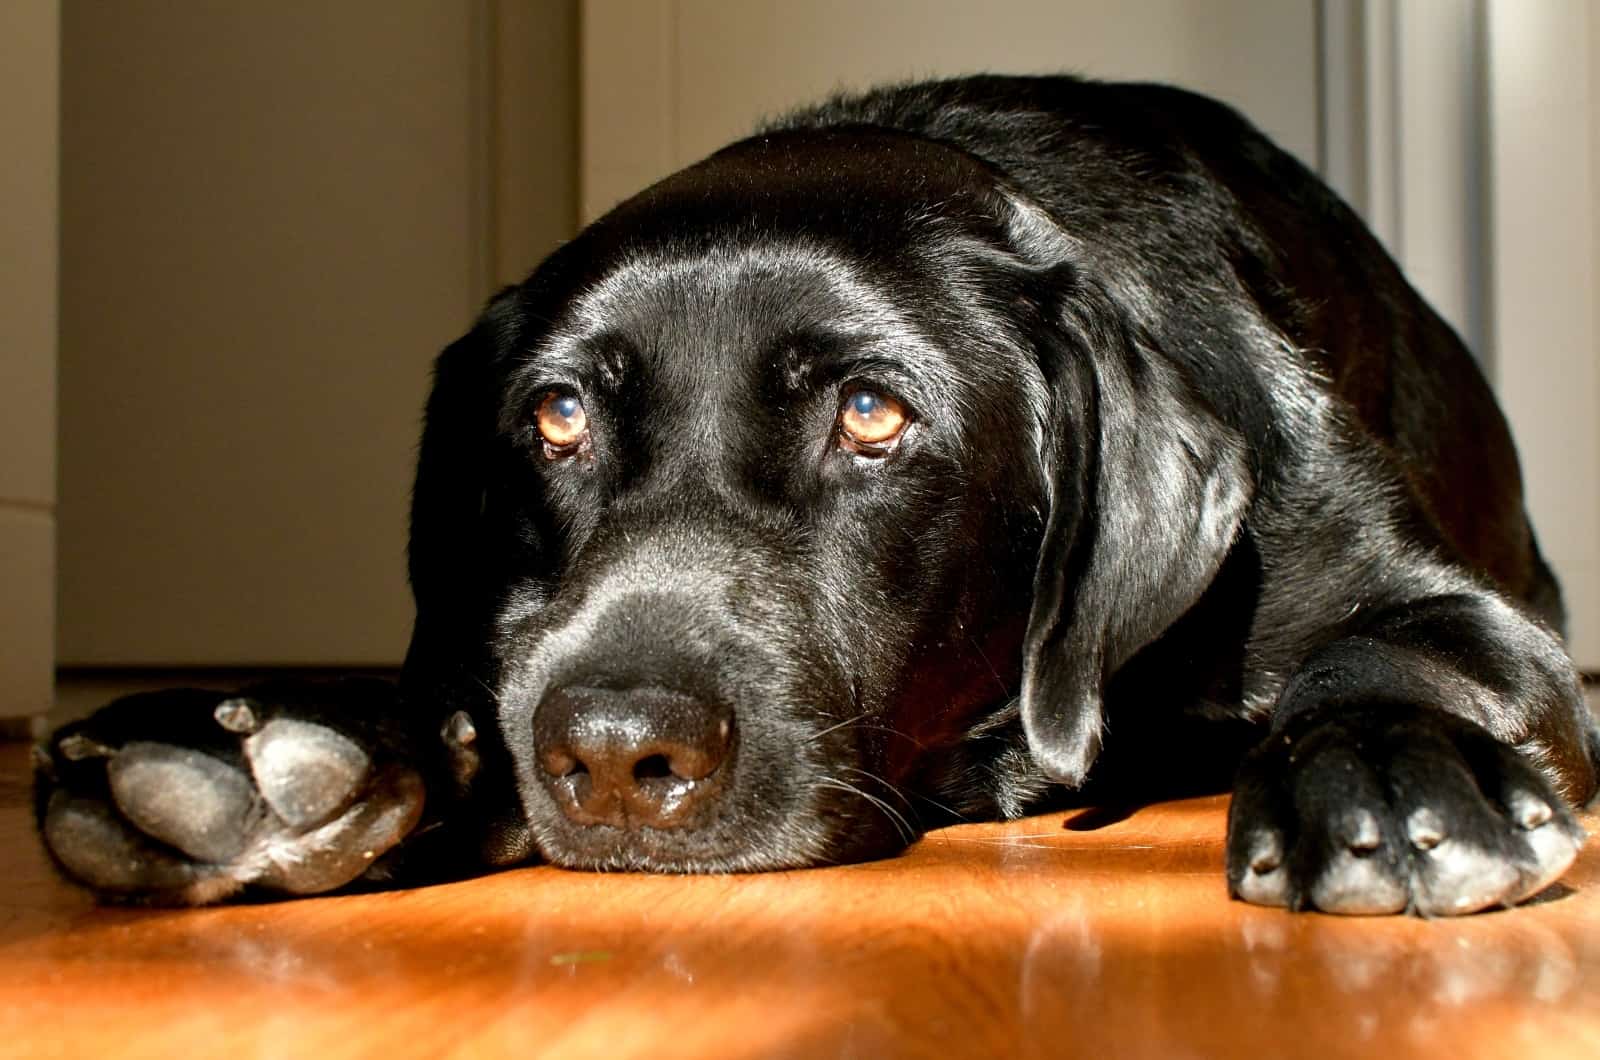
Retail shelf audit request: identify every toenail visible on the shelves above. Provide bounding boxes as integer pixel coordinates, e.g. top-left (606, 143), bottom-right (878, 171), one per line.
top-left (1345, 809), bottom-right (1381, 852)
top-left (58, 734), bottom-right (115, 761)
top-left (1405, 806), bottom-right (1445, 850)
top-left (214, 698), bottom-right (262, 734)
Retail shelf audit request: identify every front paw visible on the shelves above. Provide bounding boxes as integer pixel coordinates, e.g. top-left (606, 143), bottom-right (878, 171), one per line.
top-left (1226, 706), bottom-right (1585, 915)
top-left (36, 683), bottom-right (425, 904)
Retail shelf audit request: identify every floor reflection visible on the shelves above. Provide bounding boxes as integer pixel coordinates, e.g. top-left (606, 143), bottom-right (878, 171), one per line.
top-left (3, 786), bottom-right (1596, 1059)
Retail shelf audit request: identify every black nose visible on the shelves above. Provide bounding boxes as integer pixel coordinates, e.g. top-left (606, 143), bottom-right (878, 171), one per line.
top-left (533, 685), bottom-right (734, 829)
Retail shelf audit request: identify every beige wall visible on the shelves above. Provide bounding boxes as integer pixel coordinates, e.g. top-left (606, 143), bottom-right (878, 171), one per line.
top-left (493, 0), bottom-right (579, 286)
top-left (0, 1), bottom-right (59, 716)
top-left (583, 0), bottom-right (1600, 669)
top-left (46, 1), bottom-right (1597, 676)
top-left (582, 0), bottom-right (1318, 222)
top-left (57, 2), bottom-right (577, 666)
top-left (1486, 0), bottom-right (1600, 668)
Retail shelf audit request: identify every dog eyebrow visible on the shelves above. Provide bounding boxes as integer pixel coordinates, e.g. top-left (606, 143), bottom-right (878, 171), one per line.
top-left (496, 325), bottom-right (641, 429)
top-left (760, 326), bottom-right (897, 378)
top-left (514, 330), bottom-right (626, 385)
top-left (757, 325), bottom-right (957, 421)
top-left (495, 343), bottom-right (597, 436)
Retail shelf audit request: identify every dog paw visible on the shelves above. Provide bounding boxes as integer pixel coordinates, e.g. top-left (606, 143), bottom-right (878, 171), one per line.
top-left (36, 685), bottom-right (425, 904)
top-left (1226, 706), bottom-right (1586, 916)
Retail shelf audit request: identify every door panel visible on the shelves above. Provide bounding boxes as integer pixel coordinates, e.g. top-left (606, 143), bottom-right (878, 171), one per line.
top-left (0, 0), bottom-right (57, 716)
top-left (57, 3), bottom-right (484, 665)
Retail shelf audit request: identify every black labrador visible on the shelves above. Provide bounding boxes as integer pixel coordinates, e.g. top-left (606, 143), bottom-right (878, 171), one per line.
top-left (38, 76), bottom-right (1599, 915)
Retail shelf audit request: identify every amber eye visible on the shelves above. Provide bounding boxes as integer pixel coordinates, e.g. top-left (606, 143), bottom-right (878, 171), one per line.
top-left (838, 389), bottom-right (909, 453)
top-left (536, 392), bottom-right (589, 454)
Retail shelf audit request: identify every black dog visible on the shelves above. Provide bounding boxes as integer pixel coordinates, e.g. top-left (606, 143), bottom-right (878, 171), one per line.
top-left (38, 76), bottom-right (1599, 915)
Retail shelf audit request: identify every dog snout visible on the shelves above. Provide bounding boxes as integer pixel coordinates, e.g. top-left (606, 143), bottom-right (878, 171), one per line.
top-left (533, 685), bottom-right (734, 829)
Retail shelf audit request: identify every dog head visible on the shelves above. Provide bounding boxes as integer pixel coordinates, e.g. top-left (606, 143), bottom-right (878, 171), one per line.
top-left (402, 126), bottom-right (1252, 871)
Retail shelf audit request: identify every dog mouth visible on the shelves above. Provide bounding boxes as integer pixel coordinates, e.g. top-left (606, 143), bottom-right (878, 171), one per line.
top-left (521, 783), bottom-right (921, 874)
top-left (510, 716), bottom-right (919, 873)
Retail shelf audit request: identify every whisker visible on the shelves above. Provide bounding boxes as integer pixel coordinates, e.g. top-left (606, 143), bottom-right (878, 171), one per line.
top-left (803, 716), bottom-right (933, 753)
top-left (840, 765), bottom-right (915, 811)
top-left (805, 710), bottom-right (875, 743)
top-left (817, 776), bottom-right (917, 844)
top-left (835, 755), bottom-right (970, 829)
top-left (467, 673), bottom-right (504, 708)
top-left (964, 631), bottom-right (1012, 699)
top-left (839, 764), bottom-right (968, 824)
top-left (911, 791), bottom-right (967, 822)
top-left (843, 723), bottom-right (932, 750)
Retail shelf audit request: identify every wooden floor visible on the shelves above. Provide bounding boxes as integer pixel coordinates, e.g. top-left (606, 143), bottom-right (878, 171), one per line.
top-left (2, 742), bottom-right (1599, 1059)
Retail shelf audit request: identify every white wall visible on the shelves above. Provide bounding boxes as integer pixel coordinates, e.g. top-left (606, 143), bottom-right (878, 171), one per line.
top-left (0, 1), bottom-right (58, 716)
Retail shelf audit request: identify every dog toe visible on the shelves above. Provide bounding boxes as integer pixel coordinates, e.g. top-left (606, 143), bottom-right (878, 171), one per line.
top-left (107, 742), bottom-right (264, 864)
top-left (1228, 707), bottom-right (1587, 916)
top-left (250, 764), bottom-right (425, 894)
top-left (1232, 827), bottom-right (1291, 907)
top-left (244, 718), bottom-right (372, 830)
top-left (43, 790), bottom-right (229, 898)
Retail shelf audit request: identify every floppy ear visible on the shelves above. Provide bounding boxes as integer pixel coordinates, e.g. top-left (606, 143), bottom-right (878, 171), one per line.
top-left (404, 289), bottom-right (533, 685)
top-left (1020, 280), bottom-right (1254, 786)
top-left (402, 292), bottom-right (546, 866)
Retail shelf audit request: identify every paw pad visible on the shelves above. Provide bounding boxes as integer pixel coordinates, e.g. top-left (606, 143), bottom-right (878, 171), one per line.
top-left (108, 743), bottom-right (263, 863)
top-left (245, 719), bottom-right (371, 829)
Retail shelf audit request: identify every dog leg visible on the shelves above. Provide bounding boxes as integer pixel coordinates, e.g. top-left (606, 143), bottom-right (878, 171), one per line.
top-left (1227, 592), bottom-right (1597, 915)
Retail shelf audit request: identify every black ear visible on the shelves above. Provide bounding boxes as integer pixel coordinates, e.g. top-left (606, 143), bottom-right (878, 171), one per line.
top-left (404, 289), bottom-right (528, 685)
top-left (1019, 279), bottom-right (1254, 786)
top-left (402, 291), bottom-right (544, 867)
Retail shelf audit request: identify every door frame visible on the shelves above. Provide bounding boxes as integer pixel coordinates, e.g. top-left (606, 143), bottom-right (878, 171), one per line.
top-left (1323, 0), bottom-right (1599, 667)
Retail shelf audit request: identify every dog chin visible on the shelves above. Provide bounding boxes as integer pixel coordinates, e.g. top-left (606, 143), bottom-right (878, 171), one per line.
top-left (528, 824), bottom-right (815, 874)
top-left (522, 792), bottom-right (915, 874)
top-left (535, 840), bottom-right (803, 875)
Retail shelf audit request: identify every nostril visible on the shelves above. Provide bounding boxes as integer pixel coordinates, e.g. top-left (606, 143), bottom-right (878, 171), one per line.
top-left (633, 754), bottom-right (673, 782)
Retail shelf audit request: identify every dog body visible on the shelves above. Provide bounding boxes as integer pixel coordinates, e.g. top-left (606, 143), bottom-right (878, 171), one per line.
top-left (39, 77), bottom-right (1599, 914)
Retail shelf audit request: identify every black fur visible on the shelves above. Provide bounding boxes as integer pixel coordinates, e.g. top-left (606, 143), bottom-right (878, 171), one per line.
top-left (37, 76), bottom-right (1599, 914)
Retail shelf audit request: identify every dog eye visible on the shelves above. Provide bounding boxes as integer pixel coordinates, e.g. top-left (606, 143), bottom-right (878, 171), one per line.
top-left (838, 390), bottom-right (909, 453)
top-left (536, 392), bottom-right (589, 455)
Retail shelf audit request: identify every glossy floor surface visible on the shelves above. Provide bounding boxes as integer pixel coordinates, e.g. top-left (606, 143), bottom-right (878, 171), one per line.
top-left (3, 743), bottom-right (1598, 1059)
